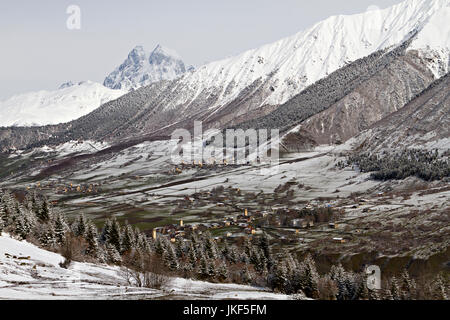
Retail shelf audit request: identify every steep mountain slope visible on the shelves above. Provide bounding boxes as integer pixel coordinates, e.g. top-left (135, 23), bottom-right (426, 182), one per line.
top-left (351, 72), bottom-right (450, 152)
top-left (280, 50), bottom-right (435, 150)
top-left (147, 0), bottom-right (449, 112)
top-left (104, 45), bottom-right (190, 91)
top-left (0, 82), bottom-right (126, 127)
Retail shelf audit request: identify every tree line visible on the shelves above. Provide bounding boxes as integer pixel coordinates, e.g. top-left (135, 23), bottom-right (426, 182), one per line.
top-left (343, 149), bottom-right (449, 181)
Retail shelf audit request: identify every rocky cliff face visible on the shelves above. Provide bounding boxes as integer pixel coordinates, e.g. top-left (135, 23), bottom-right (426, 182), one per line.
top-left (351, 72), bottom-right (450, 152)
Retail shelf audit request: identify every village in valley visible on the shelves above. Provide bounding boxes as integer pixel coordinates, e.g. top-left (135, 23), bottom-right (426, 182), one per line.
top-left (18, 172), bottom-right (417, 260)
top-left (4, 137), bottom-right (449, 276)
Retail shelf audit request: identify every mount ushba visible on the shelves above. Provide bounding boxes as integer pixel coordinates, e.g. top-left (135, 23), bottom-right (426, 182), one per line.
top-left (0, 45), bottom-right (189, 127)
top-left (104, 44), bottom-right (193, 91)
top-left (0, 0), bottom-right (449, 152)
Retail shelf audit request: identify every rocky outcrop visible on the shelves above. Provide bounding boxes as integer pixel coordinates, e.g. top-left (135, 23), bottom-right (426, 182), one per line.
top-left (353, 72), bottom-right (450, 152)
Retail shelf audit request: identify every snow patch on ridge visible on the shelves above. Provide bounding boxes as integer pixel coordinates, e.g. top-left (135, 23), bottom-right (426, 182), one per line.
top-left (0, 82), bottom-right (126, 127)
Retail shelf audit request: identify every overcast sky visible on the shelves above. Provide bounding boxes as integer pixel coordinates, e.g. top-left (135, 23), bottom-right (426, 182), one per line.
top-left (0, 0), bottom-right (404, 99)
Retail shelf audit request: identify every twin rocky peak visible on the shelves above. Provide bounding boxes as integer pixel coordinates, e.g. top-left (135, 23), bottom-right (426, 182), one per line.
top-left (103, 44), bottom-right (194, 91)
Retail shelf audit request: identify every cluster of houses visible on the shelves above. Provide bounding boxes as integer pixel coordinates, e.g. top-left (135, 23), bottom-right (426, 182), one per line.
top-left (26, 181), bottom-right (101, 196)
top-left (168, 157), bottom-right (258, 175)
top-left (54, 183), bottom-right (101, 195)
top-left (151, 197), bottom-right (352, 247)
top-left (152, 208), bottom-right (265, 243)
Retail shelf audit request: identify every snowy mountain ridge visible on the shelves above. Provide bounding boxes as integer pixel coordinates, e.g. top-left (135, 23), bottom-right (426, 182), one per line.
top-left (0, 44), bottom-right (190, 128)
top-left (0, 81), bottom-right (126, 127)
top-left (160, 0), bottom-right (449, 112)
top-left (1, 0), bottom-right (448, 131)
top-left (103, 44), bottom-right (191, 91)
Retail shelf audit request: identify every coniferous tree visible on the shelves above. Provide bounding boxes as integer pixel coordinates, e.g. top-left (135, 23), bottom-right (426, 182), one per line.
top-left (188, 242), bottom-right (197, 267)
top-left (300, 254), bottom-right (319, 298)
top-left (121, 224), bottom-right (135, 254)
top-left (0, 214), bottom-right (4, 235)
top-left (53, 212), bottom-right (67, 245)
top-left (285, 252), bottom-right (297, 275)
top-left (100, 219), bottom-right (112, 243)
top-left (154, 236), bottom-right (165, 255)
top-left (191, 232), bottom-right (199, 248)
top-left (85, 223), bottom-right (99, 257)
top-left (433, 274), bottom-right (447, 300)
top-left (204, 234), bottom-right (219, 260)
top-left (250, 247), bottom-right (260, 267)
top-left (355, 274), bottom-right (370, 300)
top-left (244, 238), bottom-right (253, 258)
top-left (163, 242), bottom-right (179, 271)
top-left (330, 263), bottom-right (347, 300)
top-left (222, 240), bottom-right (230, 260)
top-left (218, 261), bottom-right (229, 282)
top-left (105, 243), bottom-right (122, 264)
top-left (390, 277), bottom-right (401, 300)
top-left (13, 202), bottom-right (21, 222)
top-left (14, 209), bottom-right (34, 240)
top-left (30, 192), bottom-right (40, 216)
top-left (108, 217), bottom-right (122, 252)
top-left (133, 227), bottom-right (142, 246)
top-left (400, 269), bottom-right (416, 300)
top-left (39, 223), bottom-right (56, 247)
top-left (26, 191), bottom-right (41, 217)
top-left (37, 199), bottom-right (51, 222)
top-left (73, 214), bottom-right (87, 237)
top-left (175, 239), bottom-right (185, 258)
top-left (228, 245), bottom-right (238, 264)
top-left (259, 233), bottom-right (271, 260)
top-left (272, 261), bottom-right (288, 292)
top-left (136, 233), bottom-right (152, 255)
top-left (198, 253), bottom-right (209, 279)
top-left (208, 261), bottom-right (217, 279)
top-left (0, 202), bottom-right (8, 226)
top-left (1, 192), bottom-right (14, 225)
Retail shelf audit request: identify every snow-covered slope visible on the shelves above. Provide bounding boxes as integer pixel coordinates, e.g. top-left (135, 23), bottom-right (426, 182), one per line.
top-left (158, 0), bottom-right (449, 112)
top-left (0, 234), bottom-right (291, 300)
top-left (104, 45), bottom-right (191, 91)
top-left (0, 81), bottom-right (126, 127)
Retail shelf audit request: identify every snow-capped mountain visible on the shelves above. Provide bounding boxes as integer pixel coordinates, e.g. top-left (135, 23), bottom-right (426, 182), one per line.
top-left (0, 81), bottom-right (126, 127)
top-left (155, 0), bottom-right (449, 112)
top-left (103, 45), bottom-right (190, 91)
